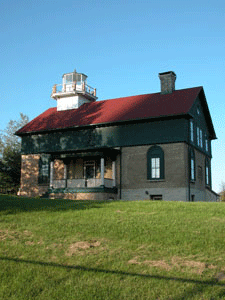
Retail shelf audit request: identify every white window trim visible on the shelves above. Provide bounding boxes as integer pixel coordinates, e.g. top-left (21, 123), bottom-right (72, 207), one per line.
top-left (191, 158), bottom-right (195, 181)
top-left (205, 136), bottom-right (208, 152)
top-left (197, 127), bottom-right (199, 146)
top-left (206, 166), bottom-right (209, 186)
top-left (200, 129), bottom-right (203, 148)
top-left (151, 157), bottom-right (160, 179)
top-left (190, 120), bottom-right (194, 142)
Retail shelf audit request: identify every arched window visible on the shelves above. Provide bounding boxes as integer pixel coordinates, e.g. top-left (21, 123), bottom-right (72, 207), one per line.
top-left (190, 148), bottom-right (195, 181)
top-left (147, 146), bottom-right (164, 180)
top-left (205, 158), bottom-right (211, 187)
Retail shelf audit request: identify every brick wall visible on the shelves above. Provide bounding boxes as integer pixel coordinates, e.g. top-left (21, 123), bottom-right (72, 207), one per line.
top-left (18, 146), bottom-right (215, 201)
top-left (120, 143), bottom-right (189, 200)
top-left (54, 159), bottom-right (65, 180)
top-left (190, 148), bottom-right (215, 202)
top-left (19, 155), bottom-right (119, 199)
top-left (19, 154), bottom-right (48, 197)
top-left (121, 143), bottom-right (188, 189)
top-left (120, 143), bottom-right (216, 201)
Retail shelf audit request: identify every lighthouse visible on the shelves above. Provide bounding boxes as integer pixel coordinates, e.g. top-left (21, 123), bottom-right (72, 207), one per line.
top-left (51, 70), bottom-right (97, 111)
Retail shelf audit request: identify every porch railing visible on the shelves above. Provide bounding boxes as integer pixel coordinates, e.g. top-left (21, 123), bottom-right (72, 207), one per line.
top-left (52, 178), bottom-right (114, 189)
top-left (105, 179), bottom-right (113, 188)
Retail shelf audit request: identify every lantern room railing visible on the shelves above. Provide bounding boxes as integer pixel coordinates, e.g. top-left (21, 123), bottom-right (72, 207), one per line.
top-left (51, 82), bottom-right (96, 97)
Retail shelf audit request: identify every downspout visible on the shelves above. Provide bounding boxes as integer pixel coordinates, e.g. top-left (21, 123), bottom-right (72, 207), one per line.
top-left (120, 147), bottom-right (122, 199)
top-left (64, 161), bottom-right (68, 189)
top-left (188, 120), bottom-right (191, 202)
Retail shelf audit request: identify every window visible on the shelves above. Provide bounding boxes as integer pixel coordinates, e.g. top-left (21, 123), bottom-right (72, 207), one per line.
top-left (147, 146), bottom-right (164, 180)
top-left (197, 127), bottom-right (203, 148)
top-left (196, 127), bottom-right (203, 148)
top-left (190, 148), bottom-right (195, 181)
top-left (191, 159), bottom-right (195, 181)
top-left (150, 195), bottom-right (163, 200)
top-left (205, 158), bottom-right (210, 186)
top-left (205, 135), bottom-right (208, 152)
top-left (197, 127), bottom-right (200, 146)
top-left (38, 155), bottom-right (50, 184)
top-left (64, 73), bottom-right (73, 84)
top-left (151, 158), bottom-right (160, 178)
top-left (200, 129), bottom-right (203, 148)
top-left (206, 166), bottom-right (209, 185)
top-left (197, 107), bottom-right (200, 115)
top-left (198, 166), bottom-right (203, 182)
top-left (190, 120), bottom-right (194, 142)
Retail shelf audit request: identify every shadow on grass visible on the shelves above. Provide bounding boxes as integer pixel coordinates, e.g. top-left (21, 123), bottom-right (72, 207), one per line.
top-left (171, 281), bottom-right (225, 300)
top-left (1, 256), bottom-right (224, 291)
top-left (0, 194), bottom-right (113, 214)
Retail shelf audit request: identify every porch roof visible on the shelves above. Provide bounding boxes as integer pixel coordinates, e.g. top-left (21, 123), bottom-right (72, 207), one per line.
top-left (51, 147), bottom-right (120, 160)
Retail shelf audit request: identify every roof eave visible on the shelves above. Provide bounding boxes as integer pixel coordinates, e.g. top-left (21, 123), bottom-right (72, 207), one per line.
top-left (15, 113), bottom-right (192, 136)
top-left (199, 88), bottom-right (217, 140)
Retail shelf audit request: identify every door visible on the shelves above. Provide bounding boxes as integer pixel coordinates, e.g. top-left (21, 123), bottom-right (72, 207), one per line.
top-left (84, 161), bottom-right (96, 187)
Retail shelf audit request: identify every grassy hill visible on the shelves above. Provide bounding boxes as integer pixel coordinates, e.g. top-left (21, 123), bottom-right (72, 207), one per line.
top-left (0, 195), bottom-right (225, 299)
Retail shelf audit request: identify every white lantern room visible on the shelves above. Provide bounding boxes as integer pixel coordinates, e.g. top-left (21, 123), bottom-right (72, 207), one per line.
top-left (51, 70), bottom-right (97, 111)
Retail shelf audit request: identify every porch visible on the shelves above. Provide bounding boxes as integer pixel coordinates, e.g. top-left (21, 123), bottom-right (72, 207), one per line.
top-left (52, 178), bottom-right (115, 189)
top-left (47, 148), bottom-right (119, 199)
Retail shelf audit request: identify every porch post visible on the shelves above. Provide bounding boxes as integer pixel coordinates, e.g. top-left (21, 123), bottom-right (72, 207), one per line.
top-left (50, 161), bottom-right (54, 188)
top-left (64, 163), bottom-right (68, 188)
top-left (112, 160), bottom-right (116, 187)
top-left (100, 157), bottom-right (105, 186)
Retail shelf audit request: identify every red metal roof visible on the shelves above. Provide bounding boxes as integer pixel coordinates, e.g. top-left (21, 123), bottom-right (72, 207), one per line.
top-left (16, 87), bottom-right (202, 135)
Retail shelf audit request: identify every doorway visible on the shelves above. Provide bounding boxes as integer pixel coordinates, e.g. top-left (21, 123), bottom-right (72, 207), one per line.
top-left (84, 161), bottom-right (96, 187)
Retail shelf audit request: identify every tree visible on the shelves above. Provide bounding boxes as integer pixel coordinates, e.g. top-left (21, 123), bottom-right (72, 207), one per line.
top-left (220, 182), bottom-right (225, 202)
top-left (0, 113), bottom-right (29, 187)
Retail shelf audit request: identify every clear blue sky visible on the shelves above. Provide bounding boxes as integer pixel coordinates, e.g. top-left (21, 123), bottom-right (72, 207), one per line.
top-left (0, 0), bottom-right (224, 193)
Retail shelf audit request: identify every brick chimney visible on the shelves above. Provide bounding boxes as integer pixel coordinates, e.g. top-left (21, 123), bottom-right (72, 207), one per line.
top-left (159, 71), bottom-right (176, 94)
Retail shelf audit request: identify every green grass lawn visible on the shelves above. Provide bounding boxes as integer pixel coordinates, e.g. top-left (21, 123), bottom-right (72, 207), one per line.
top-left (0, 195), bottom-right (225, 299)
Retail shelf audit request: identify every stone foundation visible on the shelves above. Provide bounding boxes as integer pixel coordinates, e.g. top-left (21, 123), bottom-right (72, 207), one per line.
top-left (121, 188), bottom-right (188, 201)
top-left (48, 192), bottom-right (117, 201)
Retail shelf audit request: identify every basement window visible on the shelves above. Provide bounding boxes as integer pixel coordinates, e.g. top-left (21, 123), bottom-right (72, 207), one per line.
top-left (150, 195), bottom-right (163, 200)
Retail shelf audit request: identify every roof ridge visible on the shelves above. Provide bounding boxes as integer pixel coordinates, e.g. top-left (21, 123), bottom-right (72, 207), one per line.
top-left (95, 86), bottom-right (202, 103)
